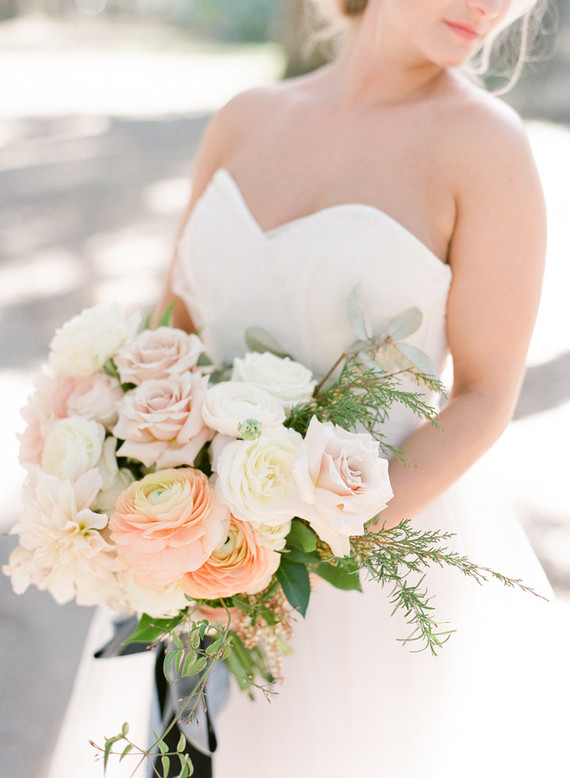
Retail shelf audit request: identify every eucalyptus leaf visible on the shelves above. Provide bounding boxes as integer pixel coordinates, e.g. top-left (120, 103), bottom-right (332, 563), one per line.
top-left (276, 558), bottom-right (311, 617)
top-left (245, 327), bottom-right (289, 357)
top-left (385, 307), bottom-right (422, 340)
top-left (396, 343), bottom-right (438, 378)
top-left (358, 352), bottom-right (385, 374)
top-left (347, 285), bottom-right (373, 341)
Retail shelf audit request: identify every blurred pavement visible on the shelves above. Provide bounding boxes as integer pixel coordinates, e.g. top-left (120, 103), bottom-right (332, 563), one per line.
top-left (0, 15), bottom-right (568, 778)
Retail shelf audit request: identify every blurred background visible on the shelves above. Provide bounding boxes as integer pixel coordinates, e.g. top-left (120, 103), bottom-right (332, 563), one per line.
top-left (0, 1), bottom-right (569, 775)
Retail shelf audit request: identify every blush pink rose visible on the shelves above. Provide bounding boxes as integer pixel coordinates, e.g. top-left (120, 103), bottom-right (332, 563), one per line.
top-left (66, 374), bottom-right (123, 428)
top-left (109, 468), bottom-right (229, 590)
top-left (113, 371), bottom-right (213, 468)
top-left (114, 327), bottom-right (206, 385)
top-left (19, 371), bottom-right (79, 466)
top-left (292, 416), bottom-right (393, 557)
top-left (181, 515), bottom-right (280, 599)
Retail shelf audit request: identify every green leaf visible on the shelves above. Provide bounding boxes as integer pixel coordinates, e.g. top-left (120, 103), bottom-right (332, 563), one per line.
top-left (161, 755), bottom-right (171, 775)
top-left (286, 519), bottom-right (318, 552)
top-left (347, 284), bottom-right (373, 341)
top-left (157, 737), bottom-right (169, 754)
top-left (205, 638), bottom-right (224, 657)
top-left (395, 343), bottom-right (438, 378)
top-left (182, 652), bottom-right (198, 676)
top-left (190, 630), bottom-right (201, 650)
top-left (276, 558), bottom-right (311, 617)
top-left (163, 650), bottom-right (178, 679)
top-left (120, 721), bottom-right (129, 737)
top-left (119, 743), bottom-right (133, 762)
top-left (174, 649), bottom-right (185, 675)
top-left (244, 327), bottom-right (289, 357)
top-left (171, 631), bottom-right (184, 650)
top-left (157, 301), bottom-right (176, 328)
top-left (186, 655), bottom-right (208, 675)
top-left (177, 732), bottom-right (187, 752)
top-left (122, 613), bottom-right (185, 646)
top-left (282, 548), bottom-right (321, 566)
top-left (385, 307), bottom-right (422, 339)
top-left (314, 562), bottom-right (363, 592)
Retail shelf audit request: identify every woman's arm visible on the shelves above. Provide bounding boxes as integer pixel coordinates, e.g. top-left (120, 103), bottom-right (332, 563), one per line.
top-left (150, 93), bottom-right (256, 330)
top-left (376, 105), bottom-right (546, 528)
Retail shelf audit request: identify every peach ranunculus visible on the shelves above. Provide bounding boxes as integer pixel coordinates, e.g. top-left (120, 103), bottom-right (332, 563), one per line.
top-left (114, 327), bottom-right (206, 385)
top-left (292, 417), bottom-right (393, 557)
top-left (109, 468), bottom-right (229, 590)
top-left (181, 515), bottom-right (280, 599)
top-left (113, 371), bottom-right (213, 468)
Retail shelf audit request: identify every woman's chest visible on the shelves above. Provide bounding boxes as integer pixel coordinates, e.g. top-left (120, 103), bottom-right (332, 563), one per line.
top-left (226, 105), bottom-right (456, 264)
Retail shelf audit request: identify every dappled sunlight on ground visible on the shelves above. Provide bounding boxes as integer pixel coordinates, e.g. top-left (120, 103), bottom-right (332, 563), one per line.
top-left (0, 16), bottom-right (568, 777)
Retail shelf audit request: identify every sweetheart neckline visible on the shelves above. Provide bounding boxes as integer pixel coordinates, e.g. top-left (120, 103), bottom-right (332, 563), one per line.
top-left (215, 167), bottom-right (451, 275)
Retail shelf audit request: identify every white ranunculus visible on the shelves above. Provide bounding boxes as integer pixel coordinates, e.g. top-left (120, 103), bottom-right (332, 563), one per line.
top-left (214, 426), bottom-right (303, 525)
top-left (41, 416), bottom-right (106, 481)
top-left (231, 352), bottom-right (316, 408)
top-left (119, 574), bottom-right (189, 618)
top-left (3, 467), bottom-right (122, 607)
top-left (292, 417), bottom-right (393, 557)
top-left (252, 520), bottom-right (292, 551)
top-left (49, 302), bottom-right (141, 376)
top-left (202, 380), bottom-right (286, 437)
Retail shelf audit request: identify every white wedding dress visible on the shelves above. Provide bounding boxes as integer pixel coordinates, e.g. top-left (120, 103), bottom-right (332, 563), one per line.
top-left (48, 168), bottom-right (568, 778)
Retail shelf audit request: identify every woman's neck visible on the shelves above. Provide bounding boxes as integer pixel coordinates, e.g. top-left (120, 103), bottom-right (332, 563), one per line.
top-left (324, 7), bottom-right (448, 107)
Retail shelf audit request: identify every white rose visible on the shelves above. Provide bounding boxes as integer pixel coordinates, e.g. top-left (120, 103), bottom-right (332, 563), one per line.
top-left (252, 520), bottom-right (292, 551)
top-left (232, 352), bottom-right (316, 408)
top-left (92, 438), bottom-right (135, 514)
top-left (66, 374), bottom-right (123, 428)
top-left (119, 574), bottom-right (189, 618)
top-left (115, 327), bottom-right (205, 385)
top-left (202, 381), bottom-right (286, 437)
top-left (49, 303), bottom-right (141, 376)
top-left (214, 426), bottom-right (303, 525)
top-left (292, 417), bottom-right (393, 557)
top-left (41, 417), bottom-right (106, 481)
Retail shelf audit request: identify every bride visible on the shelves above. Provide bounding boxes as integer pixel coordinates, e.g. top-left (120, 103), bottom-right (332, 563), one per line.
top-left (49, 0), bottom-right (568, 776)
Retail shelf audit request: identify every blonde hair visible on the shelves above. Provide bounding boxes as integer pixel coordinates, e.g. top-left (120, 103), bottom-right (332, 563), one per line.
top-left (305, 0), bottom-right (552, 91)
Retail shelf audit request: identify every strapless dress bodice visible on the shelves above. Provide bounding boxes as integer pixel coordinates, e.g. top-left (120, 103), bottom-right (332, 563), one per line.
top-left (173, 168), bottom-right (452, 446)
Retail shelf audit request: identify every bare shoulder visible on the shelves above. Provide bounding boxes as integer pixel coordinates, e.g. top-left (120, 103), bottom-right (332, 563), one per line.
top-left (436, 75), bottom-right (540, 194)
top-left (210, 75), bottom-right (314, 146)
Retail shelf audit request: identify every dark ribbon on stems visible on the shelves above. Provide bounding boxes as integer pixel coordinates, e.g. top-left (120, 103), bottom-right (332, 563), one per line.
top-left (94, 615), bottom-right (230, 765)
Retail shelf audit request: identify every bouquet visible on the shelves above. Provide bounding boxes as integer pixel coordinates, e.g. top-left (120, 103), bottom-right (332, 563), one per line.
top-left (3, 288), bottom-right (538, 776)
